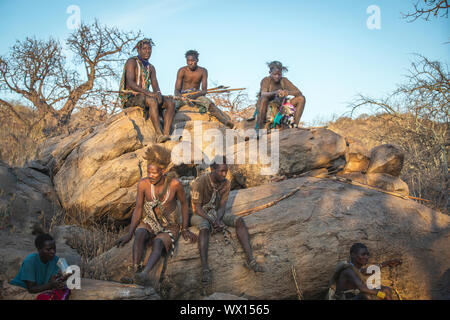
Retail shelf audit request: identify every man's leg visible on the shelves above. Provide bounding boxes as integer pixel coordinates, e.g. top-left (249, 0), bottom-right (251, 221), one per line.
top-left (199, 228), bottom-right (211, 270)
top-left (208, 103), bottom-right (235, 129)
top-left (161, 97), bottom-right (175, 136)
top-left (145, 96), bottom-right (163, 136)
top-left (257, 96), bottom-right (269, 130)
top-left (198, 228), bottom-right (212, 283)
top-left (291, 95), bottom-right (306, 127)
top-left (132, 228), bottom-right (150, 271)
top-left (141, 238), bottom-right (166, 274)
top-left (234, 217), bottom-right (264, 272)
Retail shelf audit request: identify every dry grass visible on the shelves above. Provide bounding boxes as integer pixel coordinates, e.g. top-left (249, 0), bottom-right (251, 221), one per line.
top-left (329, 113), bottom-right (448, 214)
top-left (48, 207), bottom-right (127, 279)
top-left (0, 103), bottom-right (107, 167)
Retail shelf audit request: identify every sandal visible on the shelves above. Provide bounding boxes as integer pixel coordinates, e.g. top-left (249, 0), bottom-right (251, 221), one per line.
top-left (245, 259), bottom-right (265, 273)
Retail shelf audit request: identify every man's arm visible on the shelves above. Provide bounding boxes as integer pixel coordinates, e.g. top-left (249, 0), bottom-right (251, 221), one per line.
top-left (149, 65), bottom-right (163, 103)
top-left (174, 180), bottom-right (197, 242)
top-left (343, 269), bottom-right (392, 299)
top-left (24, 277), bottom-right (65, 293)
top-left (174, 68), bottom-right (185, 96)
top-left (215, 187), bottom-right (229, 223)
top-left (190, 68), bottom-right (208, 100)
top-left (360, 259), bottom-right (402, 275)
top-left (259, 77), bottom-right (277, 98)
top-left (115, 181), bottom-right (145, 247)
top-left (192, 202), bottom-right (214, 224)
top-left (282, 78), bottom-right (302, 97)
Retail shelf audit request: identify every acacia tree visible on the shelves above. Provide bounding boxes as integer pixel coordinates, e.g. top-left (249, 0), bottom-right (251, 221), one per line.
top-left (403, 0), bottom-right (449, 21)
top-left (0, 20), bottom-right (141, 130)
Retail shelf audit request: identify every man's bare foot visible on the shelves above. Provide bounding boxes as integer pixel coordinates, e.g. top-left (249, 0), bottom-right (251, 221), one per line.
top-left (134, 272), bottom-right (151, 286)
top-left (245, 259), bottom-right (265, 273)
top-left (156, 135), bottom-right (171, 143)
top-left (225, 121), bottom-right (235, 130)
top-left (201, 268), bottom-right (212, 285)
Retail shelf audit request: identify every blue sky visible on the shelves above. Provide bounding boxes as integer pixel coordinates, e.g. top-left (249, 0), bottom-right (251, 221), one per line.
top-left (0, 0), bottom-right (448, 124)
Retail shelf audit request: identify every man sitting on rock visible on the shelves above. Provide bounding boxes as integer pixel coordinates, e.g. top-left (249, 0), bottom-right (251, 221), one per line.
top-left (174, 50), bottom-right (235, 129)
top-left (119, 38), bottom-right (175, 143)
top-left (326, 242), bottom-right (402, 300)
top-left (256, 61), bottom-right (306, 130)
top-left (115, 144), bottom-right (197, 285)
top-left (190, 156), bottom-right (264, 285)
top-left (2, 231), bottom-right (71, 300)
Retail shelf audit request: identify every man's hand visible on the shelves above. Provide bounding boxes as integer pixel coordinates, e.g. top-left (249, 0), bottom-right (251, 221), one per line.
top-left (49, 276), bottom-right (66, 290)
top-left (277, 89), bottom-right (289, 98)
top-left (212, 219), bottom-right (225, 233)
top-left (380, 286), bottom-right (393, 300)
top-left (115, 233), bottom-right (133, 247)
top-left (156, 91), bottom-right (163, 105)
top-left (181, 229), bottom-right (198, 243)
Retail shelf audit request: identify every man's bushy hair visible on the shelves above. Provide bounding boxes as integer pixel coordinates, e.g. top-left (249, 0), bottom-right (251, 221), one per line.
top-left (135, 38), bottom-right (155, 50)
top-left (350, 243), bottom-right (368, 255)
top-left (35, 233), bottom-right (54, 250)
top-left (185, 50), bottom-right (199, 60)
top-left (210, 155), bottom-right (227, 170)
top-left (145, 144), bottom-right (172, 169)
top-left (267, 61), bottom-right (288, 73)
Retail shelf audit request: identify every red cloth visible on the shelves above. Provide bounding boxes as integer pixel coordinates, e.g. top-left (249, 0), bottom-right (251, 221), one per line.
top-left (36, 288), bottom-right (70, 300)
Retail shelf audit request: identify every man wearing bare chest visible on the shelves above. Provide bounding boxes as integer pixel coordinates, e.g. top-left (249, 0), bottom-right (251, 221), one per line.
top-left (115, 145), bottom-right (196, 284)
top-left (174, 50), bottom-right (235, 129)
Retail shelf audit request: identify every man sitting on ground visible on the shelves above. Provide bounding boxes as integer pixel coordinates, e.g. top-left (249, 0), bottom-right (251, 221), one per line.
top-left (119, 38), bottom-right (175, 143)
top-left (115, 144), bottom-right (197, 285)
top-left (174, 50), bottom-right (235, 129)
top-left (256, 61), bottom-right (306, 130)
top-left (190, 157), bottom-right (264, 285)
top-left (327, 242), bottom-right (402, 300)
top-left (2, 231), bottom-right (71, 300)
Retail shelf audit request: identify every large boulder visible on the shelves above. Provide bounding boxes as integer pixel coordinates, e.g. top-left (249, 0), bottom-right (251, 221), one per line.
top-left (36, 108), bottom-right (348, 222)
top-left (342, 138), bottom-right (370, 173)
top-left (229, 128), bottom-right (346, 187)
top-left (85, 177), bottom-right (450, 300)
top-left (0, 160), bottom-right (60, 234)
top-left (366, 173), bottom-right (409, 196)
top-left (367, 144), bottom-right (404, 176)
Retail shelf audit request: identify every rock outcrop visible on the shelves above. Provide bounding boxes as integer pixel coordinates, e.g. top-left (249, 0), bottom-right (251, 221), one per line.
top-left (85, 177), bottom-right (450, 300)
top-left (0, 160), bottom-right (60, 234)
top-left (69, 278), bottom-right (160, 300)
top-left (35, 107), bottom-right (351, 222)
top-left (367, 144), bottom-right (404, 176)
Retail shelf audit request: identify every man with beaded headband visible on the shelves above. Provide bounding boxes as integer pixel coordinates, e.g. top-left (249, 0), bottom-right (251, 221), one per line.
top-left (119, 38), bottom-right (175, 143)
top-left (115, 144), bottom-right (197, 284)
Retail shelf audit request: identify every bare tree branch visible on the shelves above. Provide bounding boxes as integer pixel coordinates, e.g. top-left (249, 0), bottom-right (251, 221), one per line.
top-left (402, 0), bottom-right (449, 22)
